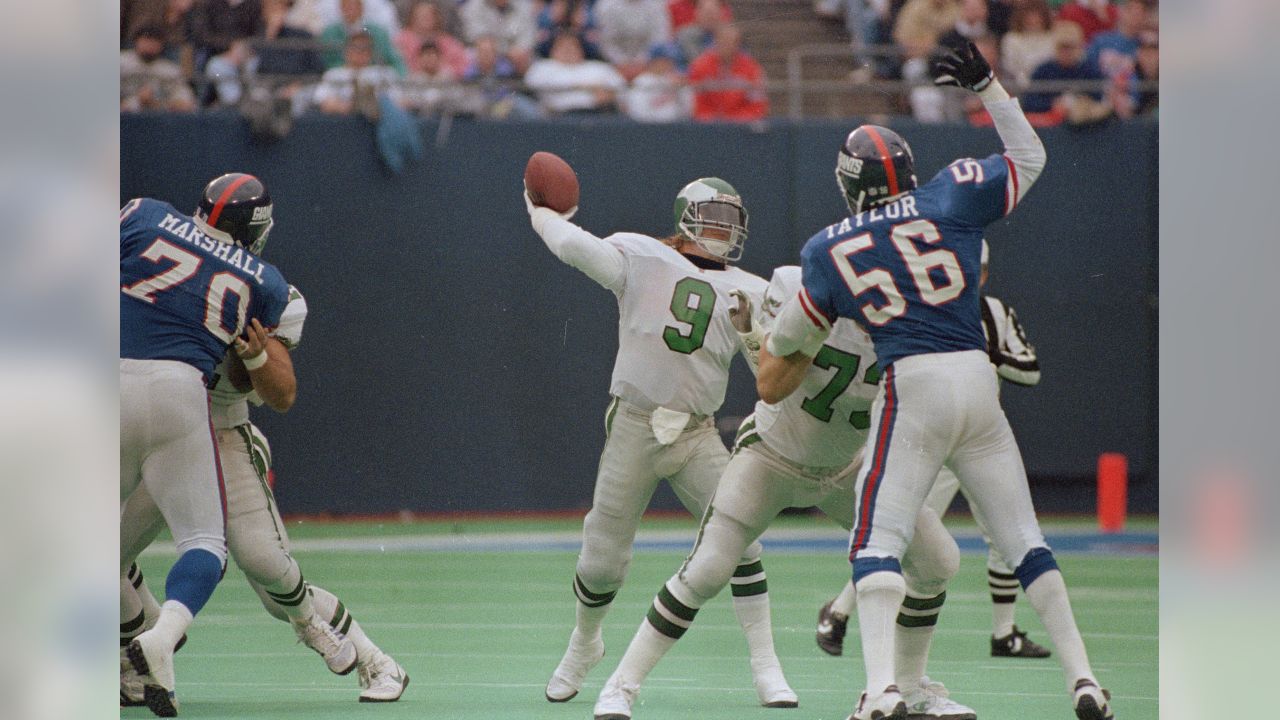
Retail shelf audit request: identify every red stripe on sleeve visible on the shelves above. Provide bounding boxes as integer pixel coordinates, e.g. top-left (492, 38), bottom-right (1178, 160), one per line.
top-left (798, 289), bottom-right (832, 329)
top-left (1003, 155), bottom-right (1019, 215)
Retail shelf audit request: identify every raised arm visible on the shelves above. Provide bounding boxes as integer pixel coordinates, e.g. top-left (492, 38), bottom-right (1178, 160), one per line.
top-left (525, 187), bottom-right (626, 293)
top-left (934, 40), bottom-right (1047, 199)
top-left (757, 291), bottom-right (830, 404)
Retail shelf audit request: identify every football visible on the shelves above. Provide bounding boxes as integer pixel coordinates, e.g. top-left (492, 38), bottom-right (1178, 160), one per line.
top-left (524, 151), bottom-right (579, 214)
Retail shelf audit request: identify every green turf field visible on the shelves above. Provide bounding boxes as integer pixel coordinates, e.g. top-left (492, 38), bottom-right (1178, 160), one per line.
top-left (127, 516), bottom-right (1157, 720)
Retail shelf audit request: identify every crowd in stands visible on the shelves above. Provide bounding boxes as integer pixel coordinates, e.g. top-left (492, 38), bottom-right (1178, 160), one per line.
top-left (815, 0), bottom-right (1158, 125)
top-left (120, 0), bottom-right (768, 124)
top-left (119, 0), bottom-right (1156, 125)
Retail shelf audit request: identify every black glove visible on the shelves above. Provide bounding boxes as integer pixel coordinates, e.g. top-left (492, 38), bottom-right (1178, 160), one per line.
top-left (932, 40), bottom-right (994, 92)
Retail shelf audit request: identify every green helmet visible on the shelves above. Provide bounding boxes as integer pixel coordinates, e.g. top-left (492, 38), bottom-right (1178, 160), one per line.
top-left (673, 177), bottom-right (748, 262)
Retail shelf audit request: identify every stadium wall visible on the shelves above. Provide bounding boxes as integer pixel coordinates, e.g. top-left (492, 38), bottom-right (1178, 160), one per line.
top-left (121, 113), bottom-right (1158, 515)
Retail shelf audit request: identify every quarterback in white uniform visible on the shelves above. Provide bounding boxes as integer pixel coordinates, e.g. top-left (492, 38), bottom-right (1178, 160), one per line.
top-left (524, 178), bottom-right (796, 708)
top-left (119, 285), bottom-right (409, 705)
top-left (593, 267), bottom-right (976, 720)
top-left (817, 241), bottom-right (1053, 660)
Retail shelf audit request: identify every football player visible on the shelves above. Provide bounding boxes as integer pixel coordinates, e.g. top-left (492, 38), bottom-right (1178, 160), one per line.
top-left (523, 179), bottom-right (796, 707)
top-left (120, 173), bottom-right (290, 716)
top-left (758, 41), bottom-right (1114, 720)
top-left (816, 240), bottom-right (1052, 661)
top-left (592, 266), bottom-right (976, 720)
top-left (119, 282), bottom-right (408, 706)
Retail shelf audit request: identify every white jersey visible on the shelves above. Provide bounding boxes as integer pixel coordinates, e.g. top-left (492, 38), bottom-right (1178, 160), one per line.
top-left (604, 233), bottom-right (767, 415)
top-left (208, 285), bottom-right (308, 430)
top-left (748, 267), bottom-right (881, 468)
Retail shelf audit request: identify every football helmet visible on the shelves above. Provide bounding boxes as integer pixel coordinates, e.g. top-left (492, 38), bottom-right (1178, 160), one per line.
top-left (835, 125), bottom-right (917, 215)
top-left (673, 177), bottom-right (748, 262)
top-left (194, 173), bottom-right (274, 255)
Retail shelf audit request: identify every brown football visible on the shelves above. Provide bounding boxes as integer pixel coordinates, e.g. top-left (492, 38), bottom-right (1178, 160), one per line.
top-left (524, 151), bottom-right (579, 214)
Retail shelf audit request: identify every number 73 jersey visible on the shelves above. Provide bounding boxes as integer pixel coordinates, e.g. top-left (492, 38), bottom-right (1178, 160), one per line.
top-left (120, 198), bottom-right (289, 381)
top-left (605, 233), bottom-right (768, 416)
top-left (800, 154), bottom-right (1018, 369)
top-left (750, 266), bottom-right (882, 469)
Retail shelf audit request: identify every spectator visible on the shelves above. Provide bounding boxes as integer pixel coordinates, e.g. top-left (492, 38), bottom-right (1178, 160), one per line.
top-left (1001, 0), bottom-right (1055, 85)
top-left (893, 0), bottom-right (959, 53)
top-left (1128, 27), bottom-right (1157, 116)
top-left (1023, 20), bottom-right (1108, 122)
top-left (939, 0), bottom-right (994, 47)
top-left (1055, 0), bottom-right (1116, 42)
top-left (397, 1), bottom-right (469, 76)
top-left (536, 0), bottom-right (603, 61)
top-left (687, 23), bottom-right (767, 122)
top-left (191, 0), bottom-right (263, 68)
top-left (321, 0), bottom-right (407, 75)
top-left (668, 0), bottom-right (731, 32)
top-left (313, 31), bottom-right (405, 114)
top-left (307, 0), bottom-right (401, 35)
top-left (459, 35), bottom-right (542, 118)
top-left (524, 32), bottom-right (627, 115)
top-left (256, 0), bottom-right (327, 78)
top-left (121, 24), bottom-right (198, 112)
top-left (459, 0), bottom-right (538, 73)
top-left (405, 41), bottom-right (461, 115)
top-left (594, 0), bottom-right (673, 81)
top-left (1086, 0), bottom-right (1148, 80)
top-left (123, 0), bottom-right (197, 62)
top-left (625, 42), bottom-right (693, 122)
top-left (674, 0), bottom-right (725, 66)
top-left (283, 0), bottom-right (330, 34)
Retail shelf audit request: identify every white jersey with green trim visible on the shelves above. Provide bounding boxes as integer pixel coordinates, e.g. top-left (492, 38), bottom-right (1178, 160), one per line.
top-left (749, 266), bottom-right (881, 468)
top-left (208, 284), bottom-right (307, 430)
top-left (605, 233), bottom-right (767, 416)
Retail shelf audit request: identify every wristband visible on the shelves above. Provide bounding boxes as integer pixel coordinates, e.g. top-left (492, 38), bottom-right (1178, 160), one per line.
top-left (240, 348), bottom-right (268, 371)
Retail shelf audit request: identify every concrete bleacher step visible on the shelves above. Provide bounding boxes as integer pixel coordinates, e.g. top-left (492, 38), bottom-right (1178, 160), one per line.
top-left (729, 0), bottom-right (897, 117)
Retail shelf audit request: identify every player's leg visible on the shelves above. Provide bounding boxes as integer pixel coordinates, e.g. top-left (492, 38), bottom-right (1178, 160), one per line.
top-left (120, 485), bottom-right (168, 644)
top-left (547, 401), bottom-right (662, 702)
top-left (598, 444), bottom-right (802, 717)
top-left (120, 361), bottom-right (229, 716)
top-left (667, 425), bottom-right (794, 707)
top-left (961, 486), bottom-right (1052, 658)
top-left (948, 390), bottom-right (1112, 718)
top-left (846, 364), bottom-right (952, 719)
top-left (300, 584), bottom-right (409, 702)
top-left (219, 424), bottom-right (359, 677)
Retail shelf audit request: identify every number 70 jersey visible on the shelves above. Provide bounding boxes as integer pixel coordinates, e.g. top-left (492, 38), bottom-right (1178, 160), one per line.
top-left (800, 153), bottom-right (1018, 369)
top-left (120, 198), bottom-right (289, 381)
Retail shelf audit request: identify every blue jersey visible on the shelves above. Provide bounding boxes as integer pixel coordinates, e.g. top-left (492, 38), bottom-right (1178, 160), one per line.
top-left (120, 198), bottom-right (289, 381)
top-left (800, 153), bottom-right (1018, 368)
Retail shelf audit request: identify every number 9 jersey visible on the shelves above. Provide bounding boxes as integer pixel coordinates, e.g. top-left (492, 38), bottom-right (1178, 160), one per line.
top-left (120, 197), bottom-right (290, 381)
top-left (800, 153), bottom-right (1018, 368)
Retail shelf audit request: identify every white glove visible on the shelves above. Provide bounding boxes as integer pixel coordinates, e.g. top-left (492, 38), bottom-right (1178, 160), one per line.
top-left (524, 181), bottom-right (578, 236)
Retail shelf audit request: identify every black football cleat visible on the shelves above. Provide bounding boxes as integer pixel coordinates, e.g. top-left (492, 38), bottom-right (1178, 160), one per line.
top-left (991, 626), bottom-right (1051, 658)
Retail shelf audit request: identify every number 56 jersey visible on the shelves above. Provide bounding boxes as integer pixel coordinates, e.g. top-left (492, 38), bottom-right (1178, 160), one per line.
top-left (120, 197), bottom-right (289, 381)
top-left (604, 233), bottom-right (767, 416)
top-left (800, 154), bottom-right (1017, 369)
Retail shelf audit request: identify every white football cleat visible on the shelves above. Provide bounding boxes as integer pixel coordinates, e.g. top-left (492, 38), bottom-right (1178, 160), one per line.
top-left (593, 674), bottom-right (641, 720)
top-left (1073, 679), bottom-right (1114, 720)
top-left (545, 629), bottom-right (605, 702)
top-left (848, 684), bottom-right (908, 720)
top-left (903, 677), bottom-right (975, 720)
top-left (751, 656), bottom-right (799, 708)
top-left (126, 631), bottom-right (179, 717)
top-left (292, 614), bottom-right (357, 675)
top-left (357, 651), bottom-right (409, 702)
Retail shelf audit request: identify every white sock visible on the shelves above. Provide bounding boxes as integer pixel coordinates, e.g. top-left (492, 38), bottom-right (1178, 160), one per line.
top-left (148, 600), bottom-right (194, 650)
top-left (612, 618), bottom-right (678, 686)
top-left (121, 576), bottom-right (147, 646)
top-left (894, 589), bottom-right (946, 690)
top-left (1023, 570), bottom-right (1095, 690)
top-left (262, 566), bottom-right (315, 622)
top-left (987, 562), bottom-right (1020, 637)
top-left (991, 598), bottom-right (1017, 638)
top-left (128, 564), bottom-right (163, 627)
top-left (831, 579), bottom-right (858, 617)
top-left (575, 599), bottom-right (610, 640)
top-left (308, 585), bottom-right (381, 662)
top-left (732, 593), bottom-right (779, 663)
top-left (855, 571), bottom-right (906, 694)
